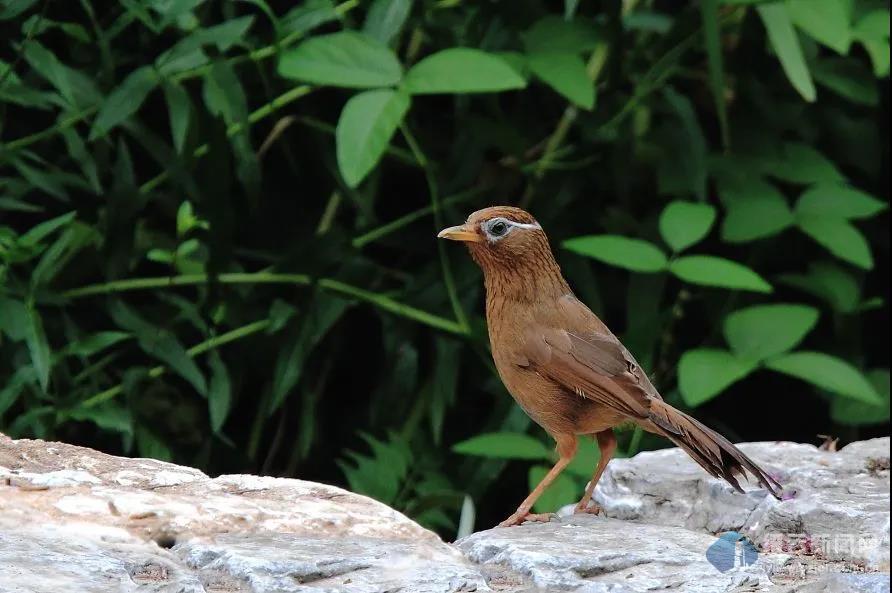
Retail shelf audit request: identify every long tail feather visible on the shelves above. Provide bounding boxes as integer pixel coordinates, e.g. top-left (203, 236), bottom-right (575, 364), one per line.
top-left (647, 400), bottom-right (783, 499)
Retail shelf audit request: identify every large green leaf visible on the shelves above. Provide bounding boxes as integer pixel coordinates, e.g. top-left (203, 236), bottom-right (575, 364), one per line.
top-left (658, 201), bottom-right (716, 252)
top-left (679, 349), bottom-right (757, 406)
top-left (363, 0), bottom-right (412, 45)
top-left (563, 235), bottom-right (668, 273)
top-left (336, 89), bottom-right (411, 187)
top-left (669, 256), bottom-right (772, 293)
top-left (723, 304), bottom-right (819, 362)
top-left (163, 81), bottom-right (192, 155)
top-left (277, 31), bottom-right (403, 88)
top-left (777, 261), bottom-right (861, 313)
top-left (768, 142), bottom-right (845, 185)
top-left (89, 66), bottom-right (159, 139)
top-left (403, 48), bottom-right (526, 94)
top-left (24, 304), bottom-right (52, 391)
top-left (796, 216), bottom-right (873, 269)
top-left (719, 179), bottom-right (794, 242)
top-left (757, 3), bottom-right (816, 102)
top-left (813, 58), bottom-right (879, 106)
top-left (280, 0), bottom-right (339, 37)
top-left (208, 351), bottom-right (232, 433)
top-left (831, 369), bottom-right (890, 426)
top-left (452, 432), bottom-right (553, 460)
top-left (796, 184), bottom-right (887, 220)
top-left (529, 465), bottom-right (578, 513)
top-left (522, 15), bottom-right (599, 54)
top-left (766, 352), bottom-right (883, 405)
top-left (786, 0), bottom-right (851, 54)
top-left (527, 51), bottom-right (594, 109)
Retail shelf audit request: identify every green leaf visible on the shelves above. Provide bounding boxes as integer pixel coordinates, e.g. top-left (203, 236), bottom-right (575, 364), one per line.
top-left (195, 16), bottom-right (254, 51)
top-left (208, 351), bottom-right (232, 433)
top-left (565, 438), bottom-right (601, 479)
top-left (89, 66), bottom-right (159, 139)
top-left (280, 0), bottom-right (339, 37)
top-left (786, 0), bottom-right (851, 54)
top-left (1, 0), bottom-right (39, 19)
top-left (452, 432), bottom-right (553, 460)
top-left (336, 89), bottom-right (411, 187)
top-left (62, 331), bottom-right (131, 359)
top-left (363, 0), bottom-right (413, 45)
top-left (522, 15), bottom-right (599, 54)
top-left (658, 201), bottom-right (716, 252)
top-left (24, 304), bottom-right (52, 391)
top-left (795, 184), bottom-right (887, 220)
top-left (719, 179), bottom-right (794, 242)
top-left (17, 211), bottom-right (76, 247)
top-left (22, 41), bottom-right (100, 107)
top-left (527, 51), bottom-right (594, 109)
top-left (700, 0), bottom-right (730, 148)
top-left (796, 215), bottom-right (873, 269)
top-left (853, 9), bottom-right (890, 39)
top-left (860, 38), bottom-right (890, 77)
top-left (723, 304), bottom-right (819, 362)
top-left (529, 465), bottom-right (578, 513)
top-left (163, 82), bottom-right (191, 155)
top-left (812, 58), bottom-right (879, 105)
top-left (109, 302), bottom-right (207, 395)
top-left (660, 88), bottom-right (708, 200)
top-left (679, 349), bottom-right (757, 406)
top-left (277, 31), bottom-right (402, 88)
top-left (64, 403), bottom-right (133, 436)
top-left (669, 256), bottom-right (773, 293)
top-left (757, 3), bottom-right (816, 102)
top-left (777, 261), bottom-right (861, 313)
top-left (766, 351), bottom-right (882, 405)
top-left (768, 142), bottom-right (845, 185)
top-left (403, 48), bottom-right (526, 94)
top-left (563, 235), bottom-right (668, 273)
top-left (831, 369), bottom-right (890, 426)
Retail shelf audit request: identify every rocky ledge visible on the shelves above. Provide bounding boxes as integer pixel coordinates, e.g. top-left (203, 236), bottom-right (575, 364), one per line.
top-left (0, 434), bottom-right (888, 593)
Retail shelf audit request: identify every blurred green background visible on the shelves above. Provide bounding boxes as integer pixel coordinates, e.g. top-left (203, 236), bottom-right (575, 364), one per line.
top-left (0, 0), bottom-right (889, 536)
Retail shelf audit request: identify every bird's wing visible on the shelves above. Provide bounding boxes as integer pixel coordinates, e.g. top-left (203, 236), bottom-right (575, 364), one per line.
top-left (515, 295), bottom-right (659, 420)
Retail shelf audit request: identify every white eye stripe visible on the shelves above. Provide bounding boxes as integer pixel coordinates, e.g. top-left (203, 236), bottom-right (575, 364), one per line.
top-left (482, 217), bottom-right (542, 242)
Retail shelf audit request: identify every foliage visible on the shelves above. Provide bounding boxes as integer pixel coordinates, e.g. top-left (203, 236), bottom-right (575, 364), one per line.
top-left (0, 0), bottom-right (888, 535)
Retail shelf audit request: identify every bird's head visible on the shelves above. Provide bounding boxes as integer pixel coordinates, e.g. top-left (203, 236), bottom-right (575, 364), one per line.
top-left (438, 206), bottom-right (561, 280)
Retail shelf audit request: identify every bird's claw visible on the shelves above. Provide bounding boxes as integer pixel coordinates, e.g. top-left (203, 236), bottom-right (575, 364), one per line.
top-left (574, 501), bottom-right (602, 516)
top-left (498, 511), bottom-right (553, 527)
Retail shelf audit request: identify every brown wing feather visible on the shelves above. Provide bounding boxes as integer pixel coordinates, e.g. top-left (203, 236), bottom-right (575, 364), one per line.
top-left (518, 294), bottom-right (783, 499)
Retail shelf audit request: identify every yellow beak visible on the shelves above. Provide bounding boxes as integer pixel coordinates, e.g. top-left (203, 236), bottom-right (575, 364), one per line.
top-left (437, 224), bottom-right (482, 243)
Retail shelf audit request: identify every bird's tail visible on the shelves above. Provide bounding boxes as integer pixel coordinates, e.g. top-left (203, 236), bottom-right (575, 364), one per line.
top-left (646, 399), bottom-right (783, 499)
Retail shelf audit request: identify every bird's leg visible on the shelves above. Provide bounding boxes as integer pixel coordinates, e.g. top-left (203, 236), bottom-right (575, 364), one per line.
top-left (574, 429), bottom-right (617, 515)
top-left (499, 435), bottom-right (576, 527)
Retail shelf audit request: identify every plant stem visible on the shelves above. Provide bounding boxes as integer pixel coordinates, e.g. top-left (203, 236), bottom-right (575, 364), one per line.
top-left (520, 43), bottom-right (609, 209)
top-left (138, 85), bottom-right (314, 194)
top-left (61, 271), bottom-right (468, 335)
top-left (399, 123), bottom-right (470, 333)
top-left (80, 319), bottom-right (271, 408)
top-left (351, 185), bottom-right (487, 249)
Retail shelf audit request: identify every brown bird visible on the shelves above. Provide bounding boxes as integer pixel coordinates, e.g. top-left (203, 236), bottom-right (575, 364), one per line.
top-left (439, 206), bottom-right (782, 527)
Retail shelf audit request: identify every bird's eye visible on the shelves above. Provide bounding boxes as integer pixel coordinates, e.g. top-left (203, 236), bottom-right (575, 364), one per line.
top-left (489, 220), bottom-right (509, 237)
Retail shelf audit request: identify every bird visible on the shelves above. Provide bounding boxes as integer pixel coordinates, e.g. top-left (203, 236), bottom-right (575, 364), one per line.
top-left (438, 206), bottom-right (782, 527)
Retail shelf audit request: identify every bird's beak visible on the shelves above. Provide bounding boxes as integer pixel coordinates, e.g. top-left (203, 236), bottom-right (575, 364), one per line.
top-left (437, 224), bottom-right (482, 243)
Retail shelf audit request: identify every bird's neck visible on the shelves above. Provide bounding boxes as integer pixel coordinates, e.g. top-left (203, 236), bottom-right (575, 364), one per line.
top-left (482, 255), bottom-right (571, 309)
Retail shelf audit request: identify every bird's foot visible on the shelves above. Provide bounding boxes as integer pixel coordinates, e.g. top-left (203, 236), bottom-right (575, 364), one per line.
top-left (573, 501), bottom-right (602, 516)
top-left (498, 511), bottom-right (553, 527)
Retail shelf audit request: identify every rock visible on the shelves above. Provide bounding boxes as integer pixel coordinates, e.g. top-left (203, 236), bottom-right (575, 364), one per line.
top-left (2, 434), bottom-right (888, 593)
top-left (0, 434), bottom-right (486, 593)
top-left (589, 437), bottom-right (891, 570)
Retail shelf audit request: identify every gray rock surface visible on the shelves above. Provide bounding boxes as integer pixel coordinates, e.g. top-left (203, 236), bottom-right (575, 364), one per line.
top-left (1, 434), bottom-right (888, 593)
top-left (0, 434), bottom-right (485, 593)
top-left (589, 438), bottom-right (891, 570)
